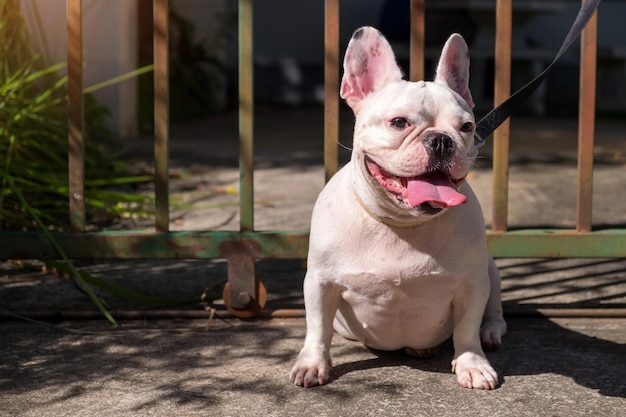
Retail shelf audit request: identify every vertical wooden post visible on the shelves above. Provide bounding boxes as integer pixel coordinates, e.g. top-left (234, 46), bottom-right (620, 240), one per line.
top-left (154, 0), bottom-right (170, 232)
top-left (492, 0), bottom-right (512, 232)
top-left (324, 0), bottom-right (339, 182)
top-left (239, 0), bottom-right (254, 232)
top-left (576, 0), bottom-right (597, 232)
top-left (67, 0), bottom-right (85, 233)
top-left (409, 0), bottom-right (425, 82)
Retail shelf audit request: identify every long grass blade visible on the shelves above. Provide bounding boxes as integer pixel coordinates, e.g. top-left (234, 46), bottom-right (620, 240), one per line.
top-left (83, 65), bottom-right (154, 94)
top-left (45, 260), bottom-right (200, 306)
top-left (0, 167), bottom-right (118, 326)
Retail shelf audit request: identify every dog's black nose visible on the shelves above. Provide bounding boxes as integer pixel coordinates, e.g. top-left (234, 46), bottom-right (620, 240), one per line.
top-left (423, 133), bottom-right (455, 163)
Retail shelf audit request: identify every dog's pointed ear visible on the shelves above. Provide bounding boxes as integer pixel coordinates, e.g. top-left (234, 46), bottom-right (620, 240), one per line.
top-left (340, 27), bottom-right (403, 113)
top-left (435, 34), bottom-right (474, 109)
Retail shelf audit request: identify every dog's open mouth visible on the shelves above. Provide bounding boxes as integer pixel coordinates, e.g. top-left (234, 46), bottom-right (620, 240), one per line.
top-left (365, 156), bottom-right (467, 212)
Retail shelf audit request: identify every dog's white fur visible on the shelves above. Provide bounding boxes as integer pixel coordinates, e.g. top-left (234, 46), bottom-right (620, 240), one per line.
top-left (289, 27), bottom-right (506, 389)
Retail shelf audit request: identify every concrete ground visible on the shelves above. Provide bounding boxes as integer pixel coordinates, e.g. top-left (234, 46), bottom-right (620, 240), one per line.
top-left (1, 315), bottom-right (625, 416)
top-left (1, 108), bottom-right (625, 416)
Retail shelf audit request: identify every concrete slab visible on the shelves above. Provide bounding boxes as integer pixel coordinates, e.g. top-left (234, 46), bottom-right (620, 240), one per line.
top-left (1, 257), bottom-right (625, 416)
top-left (1, 317), bottom-right (625, 416)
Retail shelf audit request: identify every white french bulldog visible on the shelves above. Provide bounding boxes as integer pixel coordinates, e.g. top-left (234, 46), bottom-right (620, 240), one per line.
top-left (289, 27), bottom-right (507, 390)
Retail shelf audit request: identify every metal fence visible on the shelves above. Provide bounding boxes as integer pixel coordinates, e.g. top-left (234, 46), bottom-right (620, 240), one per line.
top-left (1, 0), bottom-right (624, 317)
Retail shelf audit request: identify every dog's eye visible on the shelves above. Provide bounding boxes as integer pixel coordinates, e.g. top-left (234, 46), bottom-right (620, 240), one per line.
top-left (390, 117), bottom-right (409, 129)
top-left (460, 122), bottom-right (474, 133)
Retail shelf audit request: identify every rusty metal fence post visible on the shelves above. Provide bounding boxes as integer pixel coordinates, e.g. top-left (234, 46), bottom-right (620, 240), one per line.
top-left (324, 0), bottom-right (339, 182)
top-left (409, 0), bottom-right (425, 82)
top-left (154, 0), bottom-right (170, 233)
top-left (67, 0), bottom-right (85, 233)
top-left (484, 0), bottom-right (625, 257)
top-left (239, 0), bottom-right (254, 232)
top-left (491, 0), bottom-right (512, 234)
top-left (577, 0), bottom-right (598, 233)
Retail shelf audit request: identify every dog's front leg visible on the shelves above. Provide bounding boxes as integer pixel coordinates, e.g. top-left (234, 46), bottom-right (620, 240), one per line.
top-left (450, 279), bottom-right (499, 390)
top-left (480, 256), bottom-right (507, 350)
top-left (290, 272), bottom-right (340, 387)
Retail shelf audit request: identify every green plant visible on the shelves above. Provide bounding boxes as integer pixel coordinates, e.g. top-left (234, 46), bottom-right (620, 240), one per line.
top-left (0, 1), bottom-right (196, 324)
top-left (0, 0), bottom-right (152, 231)
top-left (1, 169), bottom-right (201, 326)
top-left (1, 166), bottom-right (117, 324)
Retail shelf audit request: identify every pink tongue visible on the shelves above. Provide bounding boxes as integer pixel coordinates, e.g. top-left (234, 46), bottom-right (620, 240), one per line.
top-left (402, 173), bottom-right (467, 208)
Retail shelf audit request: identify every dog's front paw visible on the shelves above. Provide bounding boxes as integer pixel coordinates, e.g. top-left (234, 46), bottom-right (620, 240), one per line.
top-left (289, 347), bottom-right (332, 388)
top-left (451, 352), bottom-right (498, 390)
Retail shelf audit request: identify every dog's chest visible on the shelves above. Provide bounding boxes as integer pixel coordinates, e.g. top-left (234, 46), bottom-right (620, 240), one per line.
top-left (335, 229), bottom-right (459, 303)
top-left (333, 235), bottom-right (462, 350)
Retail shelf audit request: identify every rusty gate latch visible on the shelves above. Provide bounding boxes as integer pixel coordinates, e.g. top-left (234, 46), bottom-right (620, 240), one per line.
top-left (218, 239), bottom-right (267, 318)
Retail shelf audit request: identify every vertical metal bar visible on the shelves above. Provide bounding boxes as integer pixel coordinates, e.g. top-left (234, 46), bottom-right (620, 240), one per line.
top-left (154, 0), bottom-right (170, 232)
top-left (577, 0), bottom-right (597, 232)
top-left (239, 0), bottom-right (254, 231)
top-left (409, 0), bottom-right (425, 81)
top-left (492, 0), bottom-right (512, 232)
top-left (324, 0), bottom-right (339, 182)
top-left (67, 0), bottom-right (85, 233)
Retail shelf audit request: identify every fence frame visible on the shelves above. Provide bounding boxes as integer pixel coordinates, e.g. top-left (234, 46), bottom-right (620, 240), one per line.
top-left (1, 0), bottom-right (624, 316)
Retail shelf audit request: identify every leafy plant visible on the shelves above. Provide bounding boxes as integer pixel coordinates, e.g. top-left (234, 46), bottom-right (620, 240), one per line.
top-left (0, 1), bottom-right (192, 324)
top-left (0, 0), bottom-right (152, 231)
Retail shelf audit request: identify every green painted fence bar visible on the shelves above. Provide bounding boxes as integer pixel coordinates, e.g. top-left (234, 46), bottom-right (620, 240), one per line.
top-left (0, 230), bottom-right (624, 260)
top-left (486, 230), bottom-right (626, 259)
top-left (239, 0), bottom-right (254, 232)
top-left (0, 230), bottom-right (310, 260)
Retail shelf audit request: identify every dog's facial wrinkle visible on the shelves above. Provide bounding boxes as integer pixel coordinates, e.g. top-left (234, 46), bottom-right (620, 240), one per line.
top-left (365, 156), bottom-right (405, 195)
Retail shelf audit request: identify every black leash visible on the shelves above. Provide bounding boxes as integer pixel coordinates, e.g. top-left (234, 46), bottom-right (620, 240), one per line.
top-left (474, 0), bottom-right (602, 148)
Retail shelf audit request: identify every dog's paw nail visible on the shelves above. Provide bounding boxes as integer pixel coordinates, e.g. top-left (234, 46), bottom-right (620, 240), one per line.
top-left (290, 355), bottom-right (331, 388)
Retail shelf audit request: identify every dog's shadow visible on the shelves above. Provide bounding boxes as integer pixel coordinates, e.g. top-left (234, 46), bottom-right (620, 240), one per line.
top-left (328, 314), bottom-right (626, 398)
top-left (496, 313), bottom-right (626, 398)
top-left (329, 341), bottom-right (456, 384)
